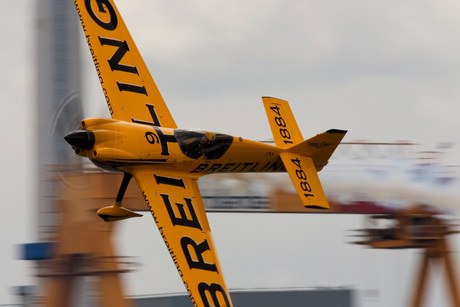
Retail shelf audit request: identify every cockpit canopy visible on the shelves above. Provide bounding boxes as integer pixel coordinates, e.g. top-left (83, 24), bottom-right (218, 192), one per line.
top-left (174, 129), bottom-right (233, 160)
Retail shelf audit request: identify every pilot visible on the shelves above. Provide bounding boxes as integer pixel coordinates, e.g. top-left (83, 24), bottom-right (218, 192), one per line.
top-left (184, 131), bottom-right (216, 159)
top-left (201, 132), bottom-right (216, 146)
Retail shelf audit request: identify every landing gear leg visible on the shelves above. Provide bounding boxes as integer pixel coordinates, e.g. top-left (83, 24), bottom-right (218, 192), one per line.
top-left (116, 173), bottom-right (133, 204)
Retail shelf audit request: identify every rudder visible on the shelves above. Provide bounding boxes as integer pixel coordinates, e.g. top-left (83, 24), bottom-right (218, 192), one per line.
top-left (288, 129), bottom-right (347, 172)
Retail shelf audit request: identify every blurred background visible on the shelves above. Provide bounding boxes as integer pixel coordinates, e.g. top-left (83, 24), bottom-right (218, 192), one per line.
top-left (1, 0), bottom-right (459, 306)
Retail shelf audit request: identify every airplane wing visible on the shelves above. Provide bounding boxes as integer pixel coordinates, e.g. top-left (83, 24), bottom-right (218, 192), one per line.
top-left (75, 0), bottom-right (177, 128)
top-left (130, 168), bottom-right (233, 307)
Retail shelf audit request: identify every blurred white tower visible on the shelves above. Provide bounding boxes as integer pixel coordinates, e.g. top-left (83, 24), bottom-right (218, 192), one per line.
top-left (36, 0), bottom-right (83, 240)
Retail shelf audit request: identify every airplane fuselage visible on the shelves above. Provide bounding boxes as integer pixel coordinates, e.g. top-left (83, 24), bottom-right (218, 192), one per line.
top-left (67, 117), bottom-right (286, 177)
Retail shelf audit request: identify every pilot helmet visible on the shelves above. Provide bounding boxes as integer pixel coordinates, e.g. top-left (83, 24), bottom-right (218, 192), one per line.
top-left (204, 132), bottom-right (216, 142)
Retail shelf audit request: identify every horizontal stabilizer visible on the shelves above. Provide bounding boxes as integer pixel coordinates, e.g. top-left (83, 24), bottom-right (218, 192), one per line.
top-left (263, 97), bottom-right (304, 148)
top-left (280, 152), bottom-right (329, 209)
top-left (288, 129), bottom-right (347, 172)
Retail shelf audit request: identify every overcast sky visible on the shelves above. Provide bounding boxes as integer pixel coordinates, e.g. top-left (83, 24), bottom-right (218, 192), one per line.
top-left (1, 0), bottom-right (460, 305)
top-left (78, 1), bottom-right (460, 154)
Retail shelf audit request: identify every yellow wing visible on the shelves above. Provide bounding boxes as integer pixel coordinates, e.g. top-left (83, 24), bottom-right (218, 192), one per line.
top-left (74, 0), bottom-right (177, 128)
top-left (131, 168), bottom-right (233, 307)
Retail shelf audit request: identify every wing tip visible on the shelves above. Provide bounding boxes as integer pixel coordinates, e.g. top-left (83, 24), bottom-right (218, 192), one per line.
top-left (305, 205), bottom-right (330, 210)
top-left (326, 129), bottom-right (347, 134)
top-left (261, 96), bottom-right (288, 103)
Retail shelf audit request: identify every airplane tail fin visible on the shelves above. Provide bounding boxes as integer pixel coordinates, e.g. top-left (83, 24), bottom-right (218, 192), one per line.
top-left (288, 129), bottom-right (347, 172)
top-left (262, 97), bottom-right (347, 209)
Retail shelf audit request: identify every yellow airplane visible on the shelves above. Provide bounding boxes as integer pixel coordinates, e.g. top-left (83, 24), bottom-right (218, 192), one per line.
top-left (65, 1), bottom-right (346, 306)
